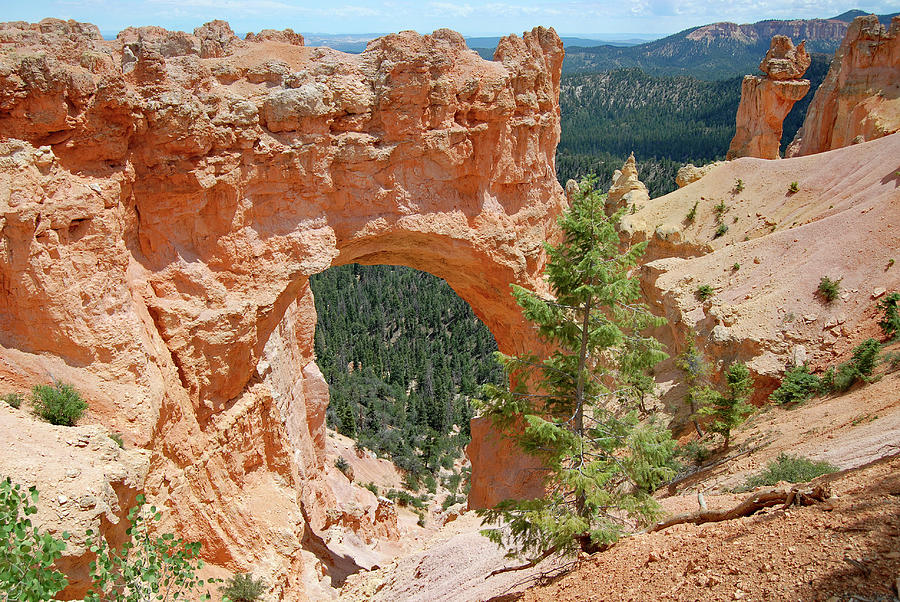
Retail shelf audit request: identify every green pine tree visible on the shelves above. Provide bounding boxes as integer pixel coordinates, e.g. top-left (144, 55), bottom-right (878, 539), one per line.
top-left (474, 177), bottom-right (674, 561)
top-left (698, 362), bottom-right (754, 449)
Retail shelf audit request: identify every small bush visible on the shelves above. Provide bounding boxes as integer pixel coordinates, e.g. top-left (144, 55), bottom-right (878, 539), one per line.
top-left (675, 440), bottom-right (711, 465)
top-left (738, 453), bottom-right (837, 491)
top-left (714, 223), bottom-right (729, 238)
top-left (31, 383), bottom-right (87, 426)
top-left (334, 456), bottom-right (353, 481)
top-left (109, 433), bottom-right (124, 449)
top-left (788, 181), bottom-right (799, 193)
top-left (877, 292), bottom-right (900, 339)
top-left (770, 364), bottom-right (820, 405)
top-left (713, 201), bottom-right (728, 220)
top-left (2, 392), bottom-right (23, 409)
top-left (221, 573), bottom-right (266, 602)
top-left (817, 276), bottom-right (842, 303)
top-left (416, 511), bottom-right (426, 527)
top-left (733, 179), bottom-right (744, 193)
top-left (732, 263), bottom-right (740, 271)
top-left (831, 338), bottom-right (882, 392)
top-left (882, 351), bottom-right (900, 372)
top-left (363, 482), bottom-right (379, 496)
top-left (695, 285), bottom-right (714, 301)
top-left (685, 201), bottom-right (698, 223)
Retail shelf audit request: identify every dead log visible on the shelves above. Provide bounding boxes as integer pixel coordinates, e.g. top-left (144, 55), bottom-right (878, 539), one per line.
top-left (650, 484), bottom-right (831, 533)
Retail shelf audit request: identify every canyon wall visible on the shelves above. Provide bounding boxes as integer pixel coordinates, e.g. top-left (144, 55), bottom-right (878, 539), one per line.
top-left (0, 19), bottom-right (564, 596)
top-left (788, 15), bottom-right (900, 156)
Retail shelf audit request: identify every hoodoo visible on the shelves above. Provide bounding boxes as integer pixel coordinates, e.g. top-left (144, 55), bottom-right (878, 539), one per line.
top-left (726, 35), bottom-right (811, 160)
top-left (0, 19), bottom-right (564, 597)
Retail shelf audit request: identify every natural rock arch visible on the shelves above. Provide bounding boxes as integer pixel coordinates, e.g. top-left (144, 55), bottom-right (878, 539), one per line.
top-left (0, 19), bottom-right (564, 596)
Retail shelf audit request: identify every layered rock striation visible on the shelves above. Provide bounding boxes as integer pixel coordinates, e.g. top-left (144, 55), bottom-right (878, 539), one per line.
top-left (727, 35), bottom-right (811, 160)
top-left (787, 15), bottom-right (900, 156)
top-left (0, 19), bottom-right (565, 597)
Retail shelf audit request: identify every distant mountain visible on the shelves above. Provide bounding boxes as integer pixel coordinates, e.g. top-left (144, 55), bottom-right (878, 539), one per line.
top-left (563, 17), bottom-right (853, 79)
top-left (830, 9), bottom-right (898, 23)
top-left (466, 36), bottom-right (647, 49)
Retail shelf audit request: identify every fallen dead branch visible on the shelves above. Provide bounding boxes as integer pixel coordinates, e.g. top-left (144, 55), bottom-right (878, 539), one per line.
top-left (649, 484), bottom-right (831, 533)
top-left (487, 546), bottom-right (559, 578)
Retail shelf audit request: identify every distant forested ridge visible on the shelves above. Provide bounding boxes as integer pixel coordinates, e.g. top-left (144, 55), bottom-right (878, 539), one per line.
top-left (556, 54), bottom-right (830, 196)
top-left (310, 264), bottom-right (503, 483)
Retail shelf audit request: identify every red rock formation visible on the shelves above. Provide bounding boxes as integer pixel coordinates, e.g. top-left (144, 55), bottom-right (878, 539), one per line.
top-left (787, 15), bottom-right (900, 157)
top-left (0, 19), bottom-right (565, 597)
top-left (727, 36), bottom-right (811, 160)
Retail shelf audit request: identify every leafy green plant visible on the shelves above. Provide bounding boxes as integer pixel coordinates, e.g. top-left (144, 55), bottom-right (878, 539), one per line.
top-left (737, 453), bottom-right (837, 492)
top-left (85, 494), bottom-right (218, 601)
top-left (685, 201), bottom-right (698, 223)
top-left (877, 292), bottom-right (900, 339)
top-left (0, 477), bottom-right (70, 599)
top-left (474, 176), bottom-right (674, 560)
top-left (110, 433), bottom-right (125, 449)
top-left (788, 181), bottom-right (799, 193)
top-left (697, 362), bottom-right (755, 449)
top-left (363, 482), bottom-right (379, 496)
top-left (732, 263), bottom-right (740, 271)
top-left (831, 338), bottom-right (882, 392)
top-left (817, 276), bottom-right (842, 303)
top-left (695, 284), bottom-right (714, 301)
top-left (2, 392), bottom-right (23, 409)
top-left (888, 258), bottom-right (895, 268)
top-left (31, 382), bottom-right (87, 426)
top-left (733, 179), bottom-right (744, 193)
top-left (220, 573), bottom-right (266, 602)
top-left (769, 364), bottom-right (820, 405)
top-left (714, 223), bottom-right (729, 238)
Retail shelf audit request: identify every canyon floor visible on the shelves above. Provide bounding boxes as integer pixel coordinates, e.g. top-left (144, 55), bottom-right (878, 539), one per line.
top-left (334, 355), bottom-right (900, 601)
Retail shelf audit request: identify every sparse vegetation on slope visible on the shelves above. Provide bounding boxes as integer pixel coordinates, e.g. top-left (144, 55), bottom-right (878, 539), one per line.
top-left (737, 453), bottom-right (838, 491)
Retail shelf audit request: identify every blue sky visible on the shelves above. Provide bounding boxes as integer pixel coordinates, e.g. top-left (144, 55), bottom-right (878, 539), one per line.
top-left (3, 0), bottom-right (896, 36)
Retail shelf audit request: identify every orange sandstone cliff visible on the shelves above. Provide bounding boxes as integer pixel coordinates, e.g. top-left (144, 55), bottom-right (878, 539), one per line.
top-left (788, 15), bottom-right (900, 156)
top-left (0, 19), bottom-right (565, 597)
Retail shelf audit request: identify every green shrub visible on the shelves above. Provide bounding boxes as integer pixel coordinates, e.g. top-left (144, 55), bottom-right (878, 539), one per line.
top-left (732, 263), bottom-right (740, 271)
top-left (696, 285), bottom-right (714, 301)
top-left (770, 364), bottom-right (820, 405)
top-left (109, 433), bottom-right (124, 449)
top-left (2, 392), bottom-right (23, 409)
top-left (733, 179), bottom-right (744, 193)
top-left (221, 573), bottom-right (266, 602)
top-left (675, 440), bottom-right (711, 465)
top-left (31, 382), bottom-right (87, 426)
top-left (831, 338), bottom-right (882, 392)
top-left (334, 456), bottom-right (353, 481)
top-left (363, 482), bottom-right (379, 496)
top-left (685, 201), bottom-right (698, 223)
top-left (788, 181), bottom-right (799, 193)
top-left (817, 276), bottom-right (842, 303)
top-left (714, 223), bottom-right (729, 238)
top-left (737, 453), bottom-right (837, 491)
top-left (877, 292), bottom-right (900, 339)
top-left (882, 351), bottom-right (900, 372)
top-left (416, 511), bottom-right (426, 527)
top-left (0, 478), bottom-right (70, 599)
top-left (713, 201), bottom-right (728, 220)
